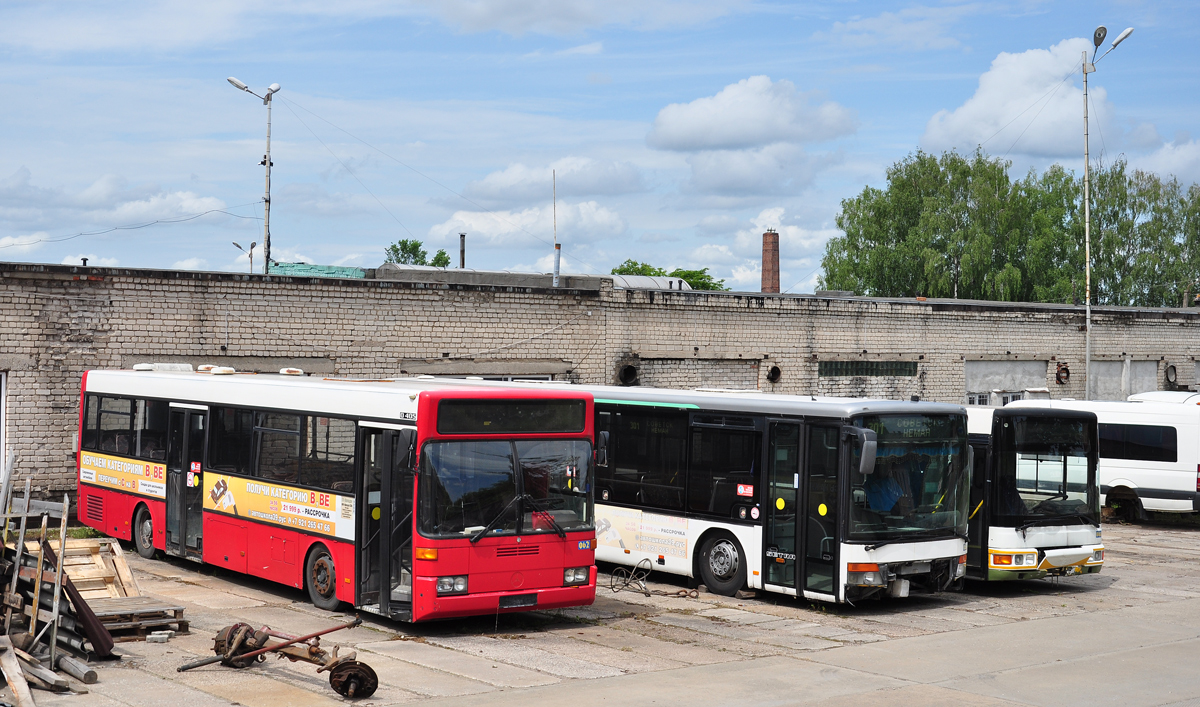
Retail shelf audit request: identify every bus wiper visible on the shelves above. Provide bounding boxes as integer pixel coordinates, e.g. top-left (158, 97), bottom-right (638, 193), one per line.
top-left (469, 494), bottom-right (524, 544)
top-left (1015, 514), bottom-right (1096, 536)
top-left (522, 495), bottom-right (567, 539)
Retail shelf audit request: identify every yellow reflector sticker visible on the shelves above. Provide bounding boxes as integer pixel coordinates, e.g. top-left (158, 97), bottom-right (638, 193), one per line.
top-left (371, 507), bottom-right (380, 521)
top-left (776, 497), bottom-right (785, 510)
top-left (818, 503), bottom-right (828, 516)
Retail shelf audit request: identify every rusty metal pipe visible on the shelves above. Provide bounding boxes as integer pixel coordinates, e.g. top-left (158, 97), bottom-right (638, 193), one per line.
top-left (218, 618), bottom-right (360, 663)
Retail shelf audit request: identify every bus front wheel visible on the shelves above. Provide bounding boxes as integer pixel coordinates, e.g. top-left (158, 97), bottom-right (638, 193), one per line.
top-left (698, 531), bottom-right (746, 596)
top-left (306, 547), bottom-right (341, 610)
top-left (133, 506), bottom-right (156, 560)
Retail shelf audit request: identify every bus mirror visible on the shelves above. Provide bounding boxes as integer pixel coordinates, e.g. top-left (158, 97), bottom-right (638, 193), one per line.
top-left (596, 431), bottom-right (610, 467)
top-left (850, 427), bottom-right (877, 475)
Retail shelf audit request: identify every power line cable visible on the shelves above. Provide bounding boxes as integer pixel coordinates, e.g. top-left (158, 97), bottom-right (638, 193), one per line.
top-left (1002, 68), bottom-right (1074, 159)
top-left (279, 99), bottom-right (417, 240)
top-left (979, 62), bottom-right (1079, 150)
top-left (0, 203), bottom-right (264, 251)
top-left (277, 96), bottom-right (592, 271)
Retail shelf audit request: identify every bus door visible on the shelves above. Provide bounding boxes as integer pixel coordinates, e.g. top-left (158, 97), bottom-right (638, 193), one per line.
top-left (802, 425), bottom-right (840, 597)
top-left (166, 404), bottom-right (207, 561)
top-left (763, 421), bottom-right (801, 592)
top-left (358, 425), bottom-right (416, 617)
top-left (966, 436), bottom-right (991, 576)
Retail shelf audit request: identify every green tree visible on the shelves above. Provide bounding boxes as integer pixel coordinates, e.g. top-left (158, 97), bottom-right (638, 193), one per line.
top-left (668, 267), bottom-right (728, 291)
top-left (821, 149), bottom-right (1199, 307)
top-left (612, 259), bottom-right (729, 290)
top-left (384, 239), bottom-right (428, 265)
top-left (611, 260), bottom-right (666, 276)
top-left (430, 249), bottom-right (451, 268)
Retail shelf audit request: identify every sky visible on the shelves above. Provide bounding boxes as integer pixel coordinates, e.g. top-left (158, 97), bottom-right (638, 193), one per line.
top-left (1, 1), bottom-right (1197, 292)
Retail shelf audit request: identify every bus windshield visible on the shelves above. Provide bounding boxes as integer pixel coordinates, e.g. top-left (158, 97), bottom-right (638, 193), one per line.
top-left (419, 439), bottom-right (593, 538)
top-left (849, 414), bottom-right (969, 542)
top-left (993, 415), bottom-right (1098, 525)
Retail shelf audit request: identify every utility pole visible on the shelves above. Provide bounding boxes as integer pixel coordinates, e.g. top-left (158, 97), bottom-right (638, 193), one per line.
top-left (227, 78), bottom-right (280, 274)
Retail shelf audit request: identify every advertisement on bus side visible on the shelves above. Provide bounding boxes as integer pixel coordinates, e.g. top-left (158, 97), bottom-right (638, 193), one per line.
top-left (203, 473), bottom-right (355, 541)
top-left (595, 505), bottom-right (689, 559)
top-left (78, 451), bottom-right (166, 499)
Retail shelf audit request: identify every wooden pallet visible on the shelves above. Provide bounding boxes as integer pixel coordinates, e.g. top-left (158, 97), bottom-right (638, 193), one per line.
top-left (84, 596), bottom-right (188, 643)
top-left (22, 538), bottom-right (141, 600)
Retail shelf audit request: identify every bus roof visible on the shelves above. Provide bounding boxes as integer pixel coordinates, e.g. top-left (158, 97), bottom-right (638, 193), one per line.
top-left (404, 377), bottom-right (967, 420)
top-left (82, 369), bottom-right (592, 423)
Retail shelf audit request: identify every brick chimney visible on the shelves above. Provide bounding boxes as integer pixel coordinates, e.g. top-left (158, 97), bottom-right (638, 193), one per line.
top-left (761, 228), bottom-right (780, 293)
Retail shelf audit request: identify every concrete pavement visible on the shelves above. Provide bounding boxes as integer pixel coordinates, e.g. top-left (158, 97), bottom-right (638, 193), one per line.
top-left (19, 521), bottom-right (1200, 707)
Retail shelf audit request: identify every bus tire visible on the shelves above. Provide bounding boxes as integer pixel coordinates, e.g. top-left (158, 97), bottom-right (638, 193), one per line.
top-left (133, 506), bottom-right (156, 559)
top-left (697, 531), bottom-right (746, 597)
top-left (306, 546), bottom-right (341, 611)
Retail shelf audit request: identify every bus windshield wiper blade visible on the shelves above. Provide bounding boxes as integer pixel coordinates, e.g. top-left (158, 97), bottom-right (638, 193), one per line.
top-left (469, 493), bottom-right (524, 544)
top-left (1015, 514), bottom-right (1096, 535)
top-left (523, 494), bottom-right (567, 538)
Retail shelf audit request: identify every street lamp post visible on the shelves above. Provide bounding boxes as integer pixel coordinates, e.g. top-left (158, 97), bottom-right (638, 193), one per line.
top-left (233, 241), bottom-right (257, 273)
top-left (1082, 26), bottom-right (1133, 401)
top-left (228, 77), bottom-right (280, 274)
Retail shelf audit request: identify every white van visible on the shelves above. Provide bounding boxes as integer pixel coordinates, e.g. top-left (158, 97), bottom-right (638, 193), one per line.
top-left (1007, 399), bottom-right (1199, 518)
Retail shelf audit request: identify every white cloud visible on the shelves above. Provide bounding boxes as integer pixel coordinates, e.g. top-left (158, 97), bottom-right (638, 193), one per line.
top-left (1138, 139), bottom-right (1200, 184)
top-left (687, 144), bottom-right (840, 196)
top-left (0, 233), bottom-right (47, 255)
top-left (559, 41), bottom-right (603, 55)
top-left (333, 253), bottom-right (368, 266)
top-left (648, 76), bottom-right (856, 152)
top-left (0, 2), bottom-right (746, 52)
top-left (0, 166), bottom-right (227, 231)
top-left (428, 200), bottom-right (626, 247)
top-left (62, 254), bottom-right (119, 266)
top-left (464, 157), bottom-right (643, 206)
top-left (816, 5), bottom-right (976, 51)
top-left (418, 0), bottom-right (745, 36)
top-left (172, 258), bottom-right (208, 270)
top-left (922, 38), bottom-right (1108, 158)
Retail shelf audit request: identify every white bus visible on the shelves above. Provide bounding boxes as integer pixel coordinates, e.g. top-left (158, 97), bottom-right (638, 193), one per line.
top-left (965, 407), bottom-right (1104, 581)
top-left (570, 387), bottom-right (970, 603)
top-left (1009, 398), bottom-right (1199, 519)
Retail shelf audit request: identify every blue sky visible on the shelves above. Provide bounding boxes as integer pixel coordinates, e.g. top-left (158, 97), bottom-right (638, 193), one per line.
top-left (2, 1), bottom-right (1197, 291)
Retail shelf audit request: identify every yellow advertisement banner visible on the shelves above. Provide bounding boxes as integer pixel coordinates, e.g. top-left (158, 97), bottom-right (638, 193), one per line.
top-left (79, 452), bottom-right (166, 499)
top-left (203, 473), bottom-right (355, 541)
top-left (595, 505), bottom-right (689, 559)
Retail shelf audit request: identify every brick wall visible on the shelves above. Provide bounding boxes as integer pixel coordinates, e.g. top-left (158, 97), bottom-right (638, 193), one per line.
top-left (3, 262), bottom-right (1199, 493)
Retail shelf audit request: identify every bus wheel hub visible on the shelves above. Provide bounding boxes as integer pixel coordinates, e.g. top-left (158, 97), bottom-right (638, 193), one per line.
top-left (710, 540), bottom-right (738, 579)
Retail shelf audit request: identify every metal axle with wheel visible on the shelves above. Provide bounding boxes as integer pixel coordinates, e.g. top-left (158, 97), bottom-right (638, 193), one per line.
top-left (177, 617), bottom-right (377, 698)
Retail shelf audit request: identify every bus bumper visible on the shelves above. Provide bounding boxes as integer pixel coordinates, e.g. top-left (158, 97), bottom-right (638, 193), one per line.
top-left (411, 569), bottom-right (597, 622)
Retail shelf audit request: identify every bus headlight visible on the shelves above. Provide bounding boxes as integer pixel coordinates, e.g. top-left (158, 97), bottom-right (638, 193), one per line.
top-left (847, 563), bottom-right (886, 587)
top-left (954, 555), bottom-right (966, 579)
top-left (564, 567), bottom-right (590, 586)
top-left (1090, 549), bottom-right (1104, 563)
top-left (437, 576), bottom-right (468, 595)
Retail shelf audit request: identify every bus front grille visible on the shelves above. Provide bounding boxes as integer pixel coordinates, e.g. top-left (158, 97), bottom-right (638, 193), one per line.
top-left (496, 545), bottom-right (540, 557)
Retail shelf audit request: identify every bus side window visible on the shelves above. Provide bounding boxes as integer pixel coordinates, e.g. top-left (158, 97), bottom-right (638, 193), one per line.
top-left (299, 416), bottom-right (356, 492)
top-left (209, 407), bottom-right (255, 476)
top-left (82, 394), bottom-right (100, 450)
top-left (612, 410), bottom-right (686, 511)
top-left (98, 396), bottom-right (133, 454)
top-left (255, 412), bottom-right (301, 484)
top-left (136, 399), bottom-right (170, 461)
top-left (687, 427), bottom-right (759, 518)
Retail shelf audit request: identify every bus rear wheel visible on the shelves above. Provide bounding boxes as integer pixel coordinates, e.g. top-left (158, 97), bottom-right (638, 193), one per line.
top-left (133, 506), bottom-right (156, 559)
top-left (306, 547), bottom-right (341, 610)
top-left (698, 531), bottom-right (746, 596)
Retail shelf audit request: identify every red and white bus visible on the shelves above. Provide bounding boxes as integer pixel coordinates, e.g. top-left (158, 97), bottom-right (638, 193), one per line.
top-left (76, 366), bottom-right (597, 621)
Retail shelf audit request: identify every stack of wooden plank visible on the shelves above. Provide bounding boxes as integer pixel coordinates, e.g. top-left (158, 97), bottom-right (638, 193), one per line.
top-left (24, 539), bottom-right (141, 602)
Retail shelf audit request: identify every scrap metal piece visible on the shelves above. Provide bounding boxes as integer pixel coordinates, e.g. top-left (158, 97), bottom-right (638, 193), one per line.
top-left (328, 660), bottom-right (378, 699)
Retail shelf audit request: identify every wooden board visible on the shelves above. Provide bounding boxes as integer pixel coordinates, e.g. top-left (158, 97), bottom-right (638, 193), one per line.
top-left (21, 538), bottom-right (141, 600)
top-left (85, 596), bottom-right (188, 642)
